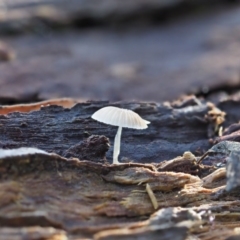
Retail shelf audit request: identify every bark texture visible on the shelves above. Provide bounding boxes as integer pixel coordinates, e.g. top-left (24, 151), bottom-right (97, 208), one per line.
top-left (0, 100), bottom-right (219, 163)
top-left (0, 96), bottom-right (240, 239)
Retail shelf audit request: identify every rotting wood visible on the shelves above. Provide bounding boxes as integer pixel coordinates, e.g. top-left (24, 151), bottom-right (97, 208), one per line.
top-left (0, 97), bottom-right (240, 239)
top-left (157, 152), bottom-right (215, 177)
top-left (226, 151), bottom-right (240, 191)
top-left (0, 98), bottom-right (82, 114)
top-left (103, 167), bottom-right (201, 191)
top-left (63, 135), bottom-right (110, 163)
top-left (0, 100), bottom-right (224, 164)
top-left (202, 168), bottom-right (226, 188)
top-left (0, 148), bottom-right (239, 239)
top-left (0, 227), bottom-right (67, 240)
top-left (94, 207), bottom-right (200, 240)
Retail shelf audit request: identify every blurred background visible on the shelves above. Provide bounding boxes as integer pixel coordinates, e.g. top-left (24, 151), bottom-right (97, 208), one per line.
top-left (0, 0), bottom-right (240, 104)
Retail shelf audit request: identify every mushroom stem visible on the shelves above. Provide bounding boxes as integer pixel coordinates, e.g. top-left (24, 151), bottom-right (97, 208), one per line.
top-left (113, 126), bottom-right (122, 164)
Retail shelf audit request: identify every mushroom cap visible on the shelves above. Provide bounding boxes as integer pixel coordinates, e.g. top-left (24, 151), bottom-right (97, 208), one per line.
top-left (91, 106), bottom-right (150, 129)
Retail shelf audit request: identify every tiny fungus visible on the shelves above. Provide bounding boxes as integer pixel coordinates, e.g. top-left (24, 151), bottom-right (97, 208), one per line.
top-left (91, 106), bottom-right (150, 164)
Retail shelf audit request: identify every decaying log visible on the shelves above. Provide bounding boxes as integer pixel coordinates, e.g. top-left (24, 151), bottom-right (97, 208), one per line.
top-left (0, 146), bottom-right (239, 239)
top-left (0, 100), bottom-right (224, 163)
top-left (1, 97), bottom-right (240, 239)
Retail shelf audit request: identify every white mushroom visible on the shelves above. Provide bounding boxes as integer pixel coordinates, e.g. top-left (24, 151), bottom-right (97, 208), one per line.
top-left (91, 106), bottom-right (150, 164)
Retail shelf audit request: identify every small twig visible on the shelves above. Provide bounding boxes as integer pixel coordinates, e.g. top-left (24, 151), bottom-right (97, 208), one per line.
top-left (197, 151), bottom-right (210, 164)
top-left (146, 183), bottom-right (158, 210)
